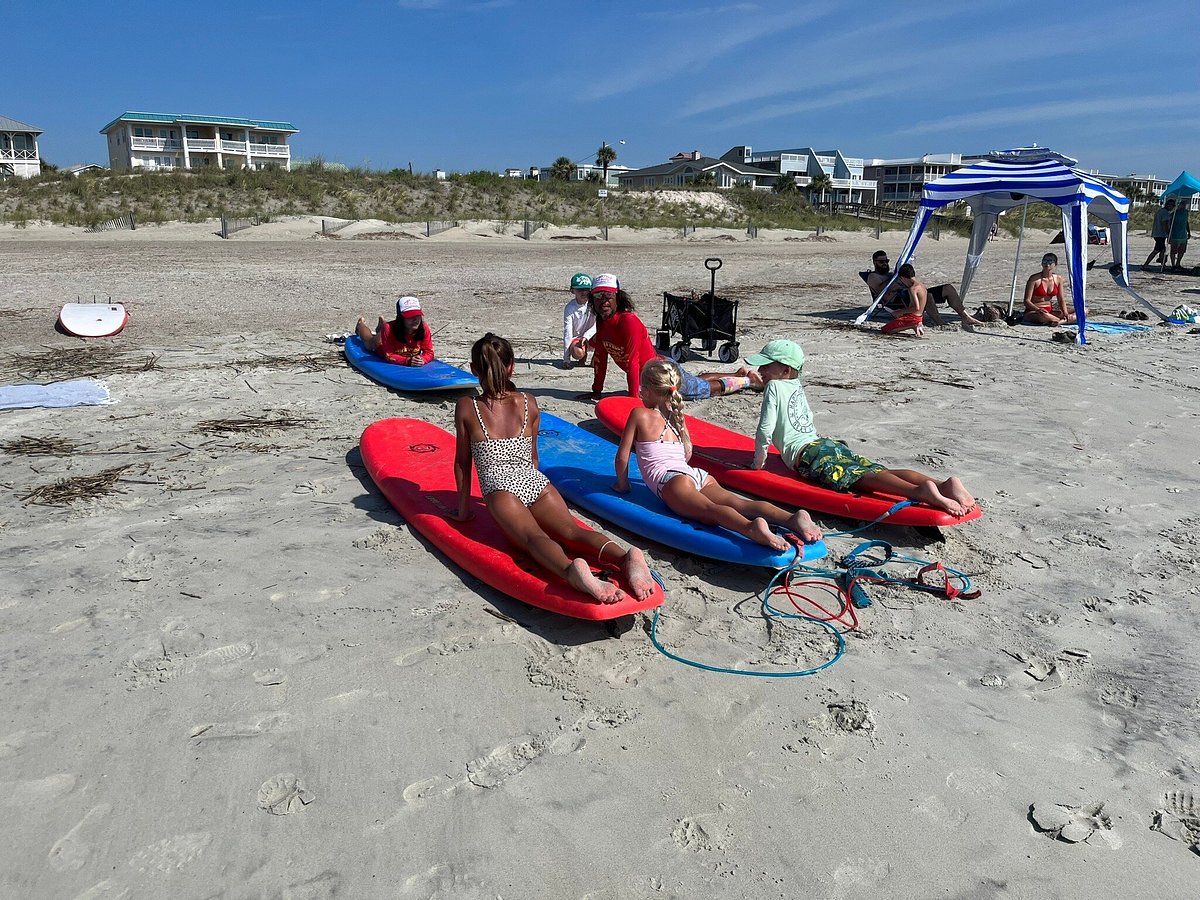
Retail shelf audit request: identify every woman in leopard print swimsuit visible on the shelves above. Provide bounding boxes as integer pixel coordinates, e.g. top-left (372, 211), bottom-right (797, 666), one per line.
top-left (451, 333), bottom-right (655, 605)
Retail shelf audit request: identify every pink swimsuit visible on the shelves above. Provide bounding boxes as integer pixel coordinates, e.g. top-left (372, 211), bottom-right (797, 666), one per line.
top-left (634, 420), bottom-right (711, 499)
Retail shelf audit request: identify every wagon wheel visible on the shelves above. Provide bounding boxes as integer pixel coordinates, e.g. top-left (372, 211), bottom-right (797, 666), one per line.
top-left (668, 341), bottom-right (688, 362)
top-left (717, 342), bottom-right (739, 364)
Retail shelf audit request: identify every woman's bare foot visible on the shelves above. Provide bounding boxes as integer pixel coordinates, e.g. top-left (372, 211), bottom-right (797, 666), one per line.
top-left (621, 547), bottom-right (656, 601)
top-left (940, 477), bottom-right (976, 513)
top-left (746, 516), bottom-right (789, 551)
top-left (565, 558), bottom-right (625, 604)
top-left (787, 509), bottom-right (823, 543)
top-left (912, 480), bottom-right (965, 517)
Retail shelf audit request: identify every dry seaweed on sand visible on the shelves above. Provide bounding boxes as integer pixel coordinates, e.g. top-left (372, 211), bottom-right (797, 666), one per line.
top-left (193, 414), bottom-right (313, 434)
top-left (2, 435), bottom-right (82, 456)
top-left (2, 346), bottom-right (160, 380)
top-left (227, 352), bottom-right (340, 374)
top-left (21, 464), bottom-right (136, 506)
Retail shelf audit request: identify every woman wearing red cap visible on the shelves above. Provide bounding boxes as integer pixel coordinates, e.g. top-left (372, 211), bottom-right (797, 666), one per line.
top-left (356, 296), bottom-right (435, 366)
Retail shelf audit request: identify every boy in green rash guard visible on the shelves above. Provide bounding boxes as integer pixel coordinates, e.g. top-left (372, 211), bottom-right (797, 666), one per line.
top-left (746, 340), bottom-right (977, 517)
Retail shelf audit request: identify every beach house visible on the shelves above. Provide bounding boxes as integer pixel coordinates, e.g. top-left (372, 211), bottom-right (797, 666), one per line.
top-left (722, 146), bottom-right (876, 204)
top-left (101, 112), bottom-right (297, 173)
top-left (0, 114), bottom-right (43, 178)
top-left (863, 154), bottom-right (983, 204)
top-left (617, 151), bottom-right (776, 190)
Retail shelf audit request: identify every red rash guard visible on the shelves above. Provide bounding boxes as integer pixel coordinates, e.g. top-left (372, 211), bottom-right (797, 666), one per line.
top-left (591, 311), bottom-right (657, 396)
top-left (377, 320), bottom-right (435, 365)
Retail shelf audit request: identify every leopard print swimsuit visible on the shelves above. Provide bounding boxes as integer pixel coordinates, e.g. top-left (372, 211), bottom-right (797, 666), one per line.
top-left (470, 393), bottom-right (550, 507)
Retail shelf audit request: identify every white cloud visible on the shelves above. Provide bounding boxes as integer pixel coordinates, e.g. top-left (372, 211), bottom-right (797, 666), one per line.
top-left (580, 5), bottom-right (842, 101)
top-left (908, 93), bottom-right (1200, 136)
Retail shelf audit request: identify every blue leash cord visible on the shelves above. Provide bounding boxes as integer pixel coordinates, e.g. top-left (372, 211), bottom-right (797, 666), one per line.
top-left (643, 501), bottom-right (973, 677)
top-left (647, 562), bottom-right (845, 678)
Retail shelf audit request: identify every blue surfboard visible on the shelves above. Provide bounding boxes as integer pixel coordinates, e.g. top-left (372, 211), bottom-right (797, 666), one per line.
top-left (537, 413), bottom-right (826, 568)
top-left (344, 336), bottom-right (478, 392)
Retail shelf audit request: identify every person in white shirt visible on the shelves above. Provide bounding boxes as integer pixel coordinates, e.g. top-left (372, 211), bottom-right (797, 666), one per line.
top-left (562, 272), bottom-right (597, 367)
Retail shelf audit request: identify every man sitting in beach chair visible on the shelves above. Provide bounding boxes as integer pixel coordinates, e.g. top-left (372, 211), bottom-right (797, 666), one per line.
top-left (862, 250), bottom-right (983, 328)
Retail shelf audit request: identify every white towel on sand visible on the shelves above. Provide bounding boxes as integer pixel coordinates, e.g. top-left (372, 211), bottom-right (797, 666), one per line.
top-left (0, 379), bottom-right (112, 410)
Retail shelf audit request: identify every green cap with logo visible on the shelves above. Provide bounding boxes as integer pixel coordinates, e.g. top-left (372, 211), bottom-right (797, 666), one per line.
top-left (570, 272), bottom-right (593, 291)
top-left (744, 339), bottom-right (805, 371)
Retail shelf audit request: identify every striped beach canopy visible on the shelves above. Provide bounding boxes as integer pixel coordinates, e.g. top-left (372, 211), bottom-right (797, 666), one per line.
top-left (857, 148), bottom-right (1147, 343)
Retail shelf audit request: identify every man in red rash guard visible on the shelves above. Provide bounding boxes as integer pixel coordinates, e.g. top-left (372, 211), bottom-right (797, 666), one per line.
top-left (586, 277), bottom-right (657, 398)
top-left (576, 274), bottom-right (755, 401)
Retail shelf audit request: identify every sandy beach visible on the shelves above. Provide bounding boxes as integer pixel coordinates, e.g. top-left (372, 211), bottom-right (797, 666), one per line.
top-left (2, 217), bottom-right (1199, 899)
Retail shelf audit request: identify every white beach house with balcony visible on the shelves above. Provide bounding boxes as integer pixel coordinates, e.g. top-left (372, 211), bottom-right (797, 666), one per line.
top-left (0, 114), bottom-right (43, 178)
top-left (101, 112), bottom-right (297, 172)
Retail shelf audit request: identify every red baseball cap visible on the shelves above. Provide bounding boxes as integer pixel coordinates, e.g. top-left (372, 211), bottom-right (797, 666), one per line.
top-left (591, 273), bottom-right (619, 294)
top-left (397, 296), bottom-right (423, 318)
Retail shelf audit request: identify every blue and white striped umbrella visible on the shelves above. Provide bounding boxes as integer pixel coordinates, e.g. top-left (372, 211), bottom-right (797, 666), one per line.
top-left (857, 149), bottom-right (1151, 343)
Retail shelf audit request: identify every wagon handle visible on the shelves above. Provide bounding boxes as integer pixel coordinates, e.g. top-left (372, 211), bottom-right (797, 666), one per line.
top-left (705, 257), bottom-right (722, 301)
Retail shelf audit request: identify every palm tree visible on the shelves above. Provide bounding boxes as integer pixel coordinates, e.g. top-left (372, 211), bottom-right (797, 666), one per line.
top-left (596, 143), bottom-right (617, 186)
top-left (550, 156), bottom-right (576, 182)
top-left (773, 173), bottom-right (798, 194)
top-left (809, 172), bottom-right (833, 208)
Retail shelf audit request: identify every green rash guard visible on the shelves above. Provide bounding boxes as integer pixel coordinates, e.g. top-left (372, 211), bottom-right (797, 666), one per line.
top-left (752, 377), bottom-right (818, 469)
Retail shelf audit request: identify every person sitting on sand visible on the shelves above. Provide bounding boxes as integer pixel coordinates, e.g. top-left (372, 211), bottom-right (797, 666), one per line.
top-left (746, 339), bottom-right (977, 518)
top-left (614, 358), bottom-right (822, 551)
top-left (450, 332), bottom-right (655, 605)
top-left (561, 272), bottom-right (597, 368)
top-left (574, 273), bottom-right (760, 400)
top-left (356, 296), bottom-right (434, 366)
top-left (878, 264), bottom-right (953, 337)
top-left (866, 251), bottom-right (983, 329)
top-left (1022, 253), bottom-right (1076, 326)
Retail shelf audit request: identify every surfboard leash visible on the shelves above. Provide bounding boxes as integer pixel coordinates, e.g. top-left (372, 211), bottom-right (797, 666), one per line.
top-left (644, 539), bottom-right (975, 678)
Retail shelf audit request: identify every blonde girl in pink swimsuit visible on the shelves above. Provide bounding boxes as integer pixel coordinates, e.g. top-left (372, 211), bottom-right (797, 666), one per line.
top-left (613, 359), bottom-right (822, 551)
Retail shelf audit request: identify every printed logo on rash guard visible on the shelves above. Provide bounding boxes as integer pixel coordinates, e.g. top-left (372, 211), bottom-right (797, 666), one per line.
top-left (787, 392), bottom-right (811, 432)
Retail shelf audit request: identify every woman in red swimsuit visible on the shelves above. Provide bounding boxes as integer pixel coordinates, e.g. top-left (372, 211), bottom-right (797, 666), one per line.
top-left (1022, 253), bottom-right (1075, 325)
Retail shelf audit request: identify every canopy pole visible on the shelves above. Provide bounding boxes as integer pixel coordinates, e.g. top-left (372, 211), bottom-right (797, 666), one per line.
top-left (1007, 200), bottom-right (1030, 315)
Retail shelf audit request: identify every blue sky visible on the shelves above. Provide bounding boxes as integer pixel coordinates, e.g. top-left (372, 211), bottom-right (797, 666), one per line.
top-left (8, 0), bottom-right (1196, 178)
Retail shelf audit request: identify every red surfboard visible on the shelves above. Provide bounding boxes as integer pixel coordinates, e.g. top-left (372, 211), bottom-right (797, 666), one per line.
top-left (360, 418), bottom-right (664, 620)
top-left (596, 396), bottom-right (981, 528)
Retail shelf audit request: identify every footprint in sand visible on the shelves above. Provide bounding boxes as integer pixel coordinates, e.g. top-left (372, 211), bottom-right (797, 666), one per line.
top-left (253, 667), bottom-right (287, 686)
top-left (125, 640), bottom-right (255, 688)
top-left (191, 711), bottom-right (290, 740)
top-left (1029, 800), bottom-right (1121, 847)
top-left (281, 871), bottom-right (342, 900)
top-left (466, 738), bottom-right (546, 788)
top-left (128, 832), bottom-right (212, 874)
top-left (671, 817), bottom-right (715, 852)
top-left (49, 803), bottom-right (112, 872)
top-left (269, 585), bottom-right (349, 605)
top-left (400, 864), bottom-right (495, 899)
top-left (1, 773), bottom-right (77, 806)
top-left (73, 881), bottom-right (130, 900)
top-left (1151, 790), bottom-right (1200, 854)
top-left (369, 709), bottom-right (626, 834)
top-left (808, 700), bottom-right (876, 737)
top-left (257, 774), bottom-right (316, 816)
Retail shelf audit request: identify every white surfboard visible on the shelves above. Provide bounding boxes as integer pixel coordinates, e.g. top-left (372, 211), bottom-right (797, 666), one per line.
top-left (59, 303), bottom-right (128, 337)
